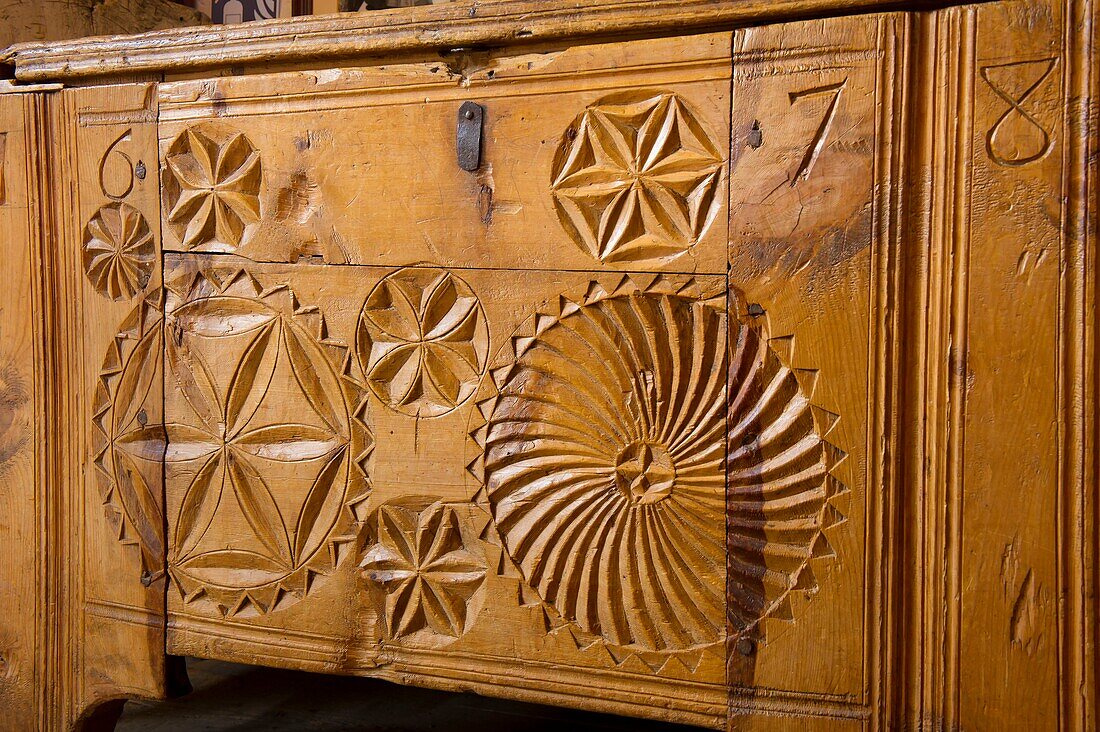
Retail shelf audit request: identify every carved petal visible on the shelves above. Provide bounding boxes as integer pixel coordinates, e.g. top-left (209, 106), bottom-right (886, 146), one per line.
top-left (226, 450), bottom-right (292, 567)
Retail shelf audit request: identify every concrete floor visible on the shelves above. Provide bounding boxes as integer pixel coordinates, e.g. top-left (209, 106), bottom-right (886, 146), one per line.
top-left (117, 658), bottom-right (698, 731)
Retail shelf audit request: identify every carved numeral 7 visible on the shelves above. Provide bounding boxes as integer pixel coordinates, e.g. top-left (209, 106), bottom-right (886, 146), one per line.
top-left (787, 79), bottom-right (847, 186)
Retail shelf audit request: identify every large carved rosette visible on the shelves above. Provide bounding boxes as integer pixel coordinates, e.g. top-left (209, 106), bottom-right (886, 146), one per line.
top-left (725, 308), bottom-right (848, 639)
top-left (163, 270), bottom-right (373, 616)
top-left (91, 292), bottom-right (167, 580)
top-left (468, 276), bottom-right (728, 653)
top-left (467, 277), bottom-right (849, 657)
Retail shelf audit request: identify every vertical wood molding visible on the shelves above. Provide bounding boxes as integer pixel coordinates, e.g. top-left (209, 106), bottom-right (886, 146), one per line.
top-left (899, 0), bottom-right (1099, 728)
top-left (895, 7), bottom-right (972, 727)
top-left (1061, 0), bottom-right (1097, 726)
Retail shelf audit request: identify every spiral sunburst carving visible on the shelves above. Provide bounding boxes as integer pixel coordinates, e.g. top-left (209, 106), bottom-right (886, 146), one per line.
top-left (467, 278), bottom-right (848, 654)
top-left (469, 277), bottom-right (727, 653)
top-left (726, 321), bottom-right (847, 638)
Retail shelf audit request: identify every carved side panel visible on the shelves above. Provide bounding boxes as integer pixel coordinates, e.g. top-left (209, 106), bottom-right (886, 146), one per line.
top-left (67, 83), bottom-right (170, 719)
top-left (903, 0), bottom-right (1098, 728)
top-left (726, 12), bottom-right (904, 728)
top-left (0, 92), bottom-right (43, 728)
top-left (960, 2), bottom-right (1064, 725)
top-left (156, 33), bottom-right (731, 274)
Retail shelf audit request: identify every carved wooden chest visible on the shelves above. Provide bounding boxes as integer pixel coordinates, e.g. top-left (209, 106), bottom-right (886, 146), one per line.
top-left (0, 1), bottom-right (1096, 729)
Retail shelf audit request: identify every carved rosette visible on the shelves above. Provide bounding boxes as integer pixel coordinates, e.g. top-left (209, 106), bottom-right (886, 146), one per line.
top-left (551, 92), bottom-right (724, 265)
top-left (467, 275), bottom-right (728, 654)
top-left (725, 304), bottom-right (848, 640)
top-left (360, 497), bottom-right (487, 640)
top-left (91, 291), bottom-right (166, 580)
top-left (164, 270), bottom-right (373, 617)
top-left (82, 202), bottom-right (156, 301)
top-left (162, 124), bottom-right (262, 252)
top-left (356, 267), bottom-right (489, 418)
top-left (467, 277), bottom-right (848, 659)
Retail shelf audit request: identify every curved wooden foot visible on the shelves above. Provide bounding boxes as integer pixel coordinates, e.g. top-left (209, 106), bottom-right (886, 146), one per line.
top-left (72, 699), bottom-right (126, 732)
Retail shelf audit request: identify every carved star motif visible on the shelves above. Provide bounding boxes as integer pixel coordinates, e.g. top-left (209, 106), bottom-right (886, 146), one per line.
top-left (552, 93), bottom-right (724, 264)
top-left (360, 500), bottom-right (486, 639)
top-left (357, 268), bottom-right (489, 418)
top-left (164, 126), bottom-right (262, 251)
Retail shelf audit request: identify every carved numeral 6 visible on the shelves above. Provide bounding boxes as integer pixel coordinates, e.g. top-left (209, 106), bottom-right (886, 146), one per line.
top-left (99, 128), bottom-right (136, 201)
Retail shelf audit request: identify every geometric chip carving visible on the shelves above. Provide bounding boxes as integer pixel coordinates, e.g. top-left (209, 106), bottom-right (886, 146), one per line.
top-left (469, 274), bottom-right (728, 657)
top-left (162, 124), bottom-right (262, 252)
top-left (551, 92), bottom-right (725, 265)
top-left (356, 267), bottom-right (489, 418)
top-left (360, 497), bottom-right (487, 640)
top-left (163, 268), bottom-right (373, 617)
top-left (91, 290), bottom-right (167, 581)
top-left (82, 202), bottom-right (155, 301)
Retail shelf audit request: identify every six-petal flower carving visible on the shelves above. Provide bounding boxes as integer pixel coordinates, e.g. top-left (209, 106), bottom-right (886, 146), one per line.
top-left (91, 294), bottom-right (167, 580)
top-left (357, 268), bottom-right (489, 418)
top-left (163, 125), bottom-right (262, 252)
top-left (360, 498), bottom-right (487, 639)
top-left (551, 92), bottom-right (724, 264)
top-left (82, 202), bottom-right (155, 301)
top-left (163, 273), bottom-right (371, 616)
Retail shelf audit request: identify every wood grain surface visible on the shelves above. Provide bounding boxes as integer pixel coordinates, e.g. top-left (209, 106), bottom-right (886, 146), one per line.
top-left (0, 0), bottom-right (1095, 729)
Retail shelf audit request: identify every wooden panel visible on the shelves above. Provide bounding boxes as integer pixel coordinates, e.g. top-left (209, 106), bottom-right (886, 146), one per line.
top-left (960, 0), bottom-right (1065, 726)
top-left (156, 33), bottom-right (730, 273)
top-left (162, 255), bottom-right (729, 728)
top-left (725, 13), bottom-right (903, 728)
top-left (0, 0), bottom-right (1094, 729)
top-left (901, 0), bottom-right (1097, 728)
top-left (65, 82), bottom-right (170, 722)
top-left (0, 91), bottom-right (42, 728)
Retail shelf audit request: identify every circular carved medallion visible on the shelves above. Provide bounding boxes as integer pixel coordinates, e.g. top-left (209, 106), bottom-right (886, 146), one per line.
top-left (82, 202), bottom-right (155, 301)
top-left (91, 292), bottom-right (166, 581)
top-left (469, 278), bottom-right (847, 651)
top-left (356, 268), bottom-right (489, 418)
top-left (162, 124), bottom-right (262, 252)
top-left (473, 278), bottom-right (728, 652)
top-left (551, 92), bottom-right (724, 265)
top-left (360, 497), bottom-right (487, 640)
top-left (164, 271), bottom-right (372, 616)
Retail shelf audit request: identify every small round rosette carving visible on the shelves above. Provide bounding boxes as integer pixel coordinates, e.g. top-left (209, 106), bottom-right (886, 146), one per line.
top-left (162, 124), bottom-right (262, 252)
top-left (82, 202), bottom-right (155, 301)
top-left (356, 268), bottom-right (489, 418)
top-left (163, 270), bottom-right (372, 617)
top-left (360, 497), bottom-right (487, 640)
top-left (551, 92), bottom-right (724, 265)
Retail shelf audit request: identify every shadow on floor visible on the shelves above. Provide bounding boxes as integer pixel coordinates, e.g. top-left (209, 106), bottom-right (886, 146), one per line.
top-left (118, 658), bottom-right (700, 731)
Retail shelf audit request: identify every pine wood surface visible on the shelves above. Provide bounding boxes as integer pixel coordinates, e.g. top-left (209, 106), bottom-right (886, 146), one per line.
top-left (0, 0), bottom-right (998, 83)
top-left (0, 0), bottom-right (1096, 730)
